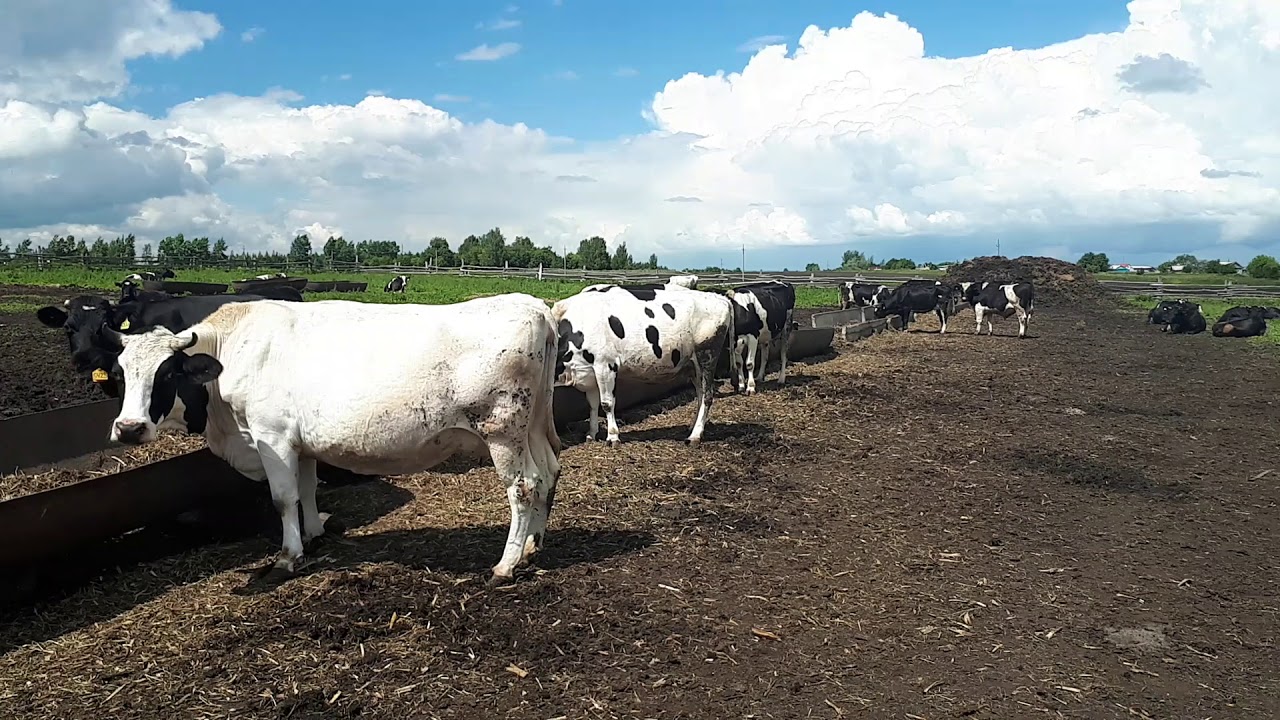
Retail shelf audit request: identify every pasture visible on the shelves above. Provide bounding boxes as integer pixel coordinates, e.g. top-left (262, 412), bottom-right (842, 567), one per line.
top-left (1, 277), bottom-right (1278, 719)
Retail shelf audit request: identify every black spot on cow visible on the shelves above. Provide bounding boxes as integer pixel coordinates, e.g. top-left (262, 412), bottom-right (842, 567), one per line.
top-left (645, 325), bottom-right (663, 359)
top-left (585, 286), bottom-right (611, 293)
top-left (620, 284), bottom-right (662, 301)
top-left (608, 361), bottom-right (618, 373)
top-left (644, 307), bottom-right (655, 318)
top-left (662, 303), bottom-right (676, 320)
top-left (608, 315), bottom-right (626, 338)
top-left (582, 349), bottom-right (595, 364)
top-left (671, 348), bottom-right (682, 368)
top-left (558, 319), bottom-right (585, 349)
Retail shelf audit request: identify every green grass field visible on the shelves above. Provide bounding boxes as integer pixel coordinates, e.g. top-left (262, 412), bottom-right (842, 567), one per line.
top-left (1125, 295), bottom-right (1280, 346)
top-left (0, 267), bottom-right (841, 312)
top-left (1096, 272), bottom-right (1280, 285)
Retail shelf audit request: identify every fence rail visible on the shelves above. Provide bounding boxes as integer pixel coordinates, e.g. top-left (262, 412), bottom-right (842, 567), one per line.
top-left (1096, 280), bottom-right (1280, 299)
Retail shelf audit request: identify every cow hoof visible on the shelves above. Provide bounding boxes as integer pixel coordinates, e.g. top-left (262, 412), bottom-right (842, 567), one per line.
top-left (486, 570), bottom-right (516, 588)
top-left (686, 437), bottom-right (702, 446)
top-left (254, 557), bottom-right (299, 583)
top-left (606, 438), bottom-right (620, 448)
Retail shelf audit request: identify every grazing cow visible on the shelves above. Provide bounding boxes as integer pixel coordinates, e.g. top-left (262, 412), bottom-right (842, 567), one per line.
top-left (964, 282), bottom-right (1035, 338)
top-left (553, 283), bottom-right (735, 445)
top-left (1212, 305), bottom-right (1275, 338)
top-left (876, 279), bottom-right (956, 333)
top-left (838, 282), bottom-right (891, 311)
top-left (104, 295), bottom-right (562, 584)
top-left (727, 280), bottom-right (797, 394)
top-left (384, 275), bottom-right (409, 293)
top-left (667, 274), bottom-right (700, 289)
top-left (36, 292), bottom-right (304, 399)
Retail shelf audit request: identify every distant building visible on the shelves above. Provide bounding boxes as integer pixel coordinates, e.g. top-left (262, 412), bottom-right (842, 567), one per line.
top-left (1108, 263), bottom-right (1157, 274)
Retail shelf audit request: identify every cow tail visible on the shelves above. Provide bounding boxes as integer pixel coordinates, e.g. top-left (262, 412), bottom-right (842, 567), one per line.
top-left (541, 313), bottom-right (562, 455)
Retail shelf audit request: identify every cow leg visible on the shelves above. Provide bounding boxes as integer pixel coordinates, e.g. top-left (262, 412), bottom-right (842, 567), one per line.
top-left (743, 334), bottom-right (759, 395)
top-left (729, 338), bottom-right (744, 393)
top-left (777, 310), bottom-right (794, 385)
top-left (595, 361), bottom-right (622, 446)
top-left (687, 344), bottom-right (721, 444)
top-left (754, 334), bottom-right (770, 386)
top-left (298, 456), bottom-right (326, 545)
top-left (936, 306), bottom-right (948, 334)
top-left (974, 306), bottom-right (985, 335)
top-left (487, 439), bottom-right (548, 585)
top-left (1015, 305), bottom-right (1029, 338)
top-left (522, 411), bottom-right (562, 563)
top-left (582, 381), bottom-right (601, 441)
top-left (256, 440), bottom-right (305, 574)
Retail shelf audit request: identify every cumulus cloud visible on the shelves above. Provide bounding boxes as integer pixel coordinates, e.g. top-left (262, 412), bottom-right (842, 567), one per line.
top-left (455, 42), bottom-right (521, 62)
top-left (737, 35), bottom-right (787, 53)
top-left (2, 0), bottom-right (1280, 265)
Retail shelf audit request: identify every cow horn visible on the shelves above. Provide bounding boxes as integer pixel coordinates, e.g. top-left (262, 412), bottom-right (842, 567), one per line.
top-left (180, 332), bottom-right (198, 350)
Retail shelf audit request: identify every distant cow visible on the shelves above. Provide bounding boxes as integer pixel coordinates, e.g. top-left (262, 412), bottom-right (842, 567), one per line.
top-left (384, 275), bottom-right (409, 293)
top-left (1161, 302), bottom-right (1206, 334)
top-left (553, 283), bottom-right (735, 445)
top-left (964, 282), bottom-right (1034, 338)
top-left (1212, 305), bottom-right (1276, 338)
top-left (728, 280), bottom-right (797, 394)
top-left (116, 279), bottom-right (170, 304)
top-left (253, 272), bottom-right (287, 281)
top-left (838, 282), bottom-right (890, 311)
top-left (36, 291), bottom-right (305, 399)
top-left (123, 269), bottom-right (176, 283)
top-left (1147, 299), bottom-right (1184, 325)
top-left (668, 274), bottom-right (700, 289)
top-left (876, 279), bottom-right (956, 333)
top-left (103, 294), bottom-right (561, 584)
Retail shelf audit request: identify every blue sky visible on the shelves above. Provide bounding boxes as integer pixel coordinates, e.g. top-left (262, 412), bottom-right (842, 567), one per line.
top-left (126, 0), bottom-right (1131, 143)
top-left (7, 0), bottom-right (1275, 271)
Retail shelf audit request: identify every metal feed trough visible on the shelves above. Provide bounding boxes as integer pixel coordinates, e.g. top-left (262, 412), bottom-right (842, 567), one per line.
top-left (0, 327), bottom-right (835, 571)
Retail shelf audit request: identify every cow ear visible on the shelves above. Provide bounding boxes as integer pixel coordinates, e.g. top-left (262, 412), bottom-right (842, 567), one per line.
top-left (36, 306), bottom-right (68, 328)
top-left (180, 353), bottom-right (223, 384)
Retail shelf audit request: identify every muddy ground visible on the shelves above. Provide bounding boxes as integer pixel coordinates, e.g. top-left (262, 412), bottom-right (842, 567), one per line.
top-left (0, 284), bottom-right (106, 416)
top-left (2, 295), bottom-right (1279, 719)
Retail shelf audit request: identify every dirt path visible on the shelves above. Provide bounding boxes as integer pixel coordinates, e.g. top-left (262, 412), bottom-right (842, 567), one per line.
top-left (1, 300), bottom-right (1278, 719)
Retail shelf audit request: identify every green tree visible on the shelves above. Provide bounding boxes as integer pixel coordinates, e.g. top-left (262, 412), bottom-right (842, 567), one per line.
top-left (140, 243), bottom-right (153, 262)
top-left (507, 235), bottom-right (537, 267)
top-left (425, 237), bottom-right (456, 267)
top-left (211, 238), bottom-right (229, 261)
top-left (883, 258), bottom-right (917, 270)
top-left (840, 249), bottom-right (874, 270)
top-left (647, 253), bottom-right (659, 270)
top-left (575, 236), bottom-right (611, 270)
top-left (1158, 254), bottom-right (1202, 273)
top-left (0, 241), bottom-right (9, 261)
top-left (288, 234), bottom-right (313, 263)
top-left (805, 262), bottom-right (821, 272)
top-left (1076, 252), bottom-right (1110, 273)
top-left (1202, 259), bottom-right (1238, 275)
top-left (611, 241), bottom-right (634, 270)
top-left (89, 237), bottom-right (110, 258)
top-left (1247, 255), bottom-right (1280, 279)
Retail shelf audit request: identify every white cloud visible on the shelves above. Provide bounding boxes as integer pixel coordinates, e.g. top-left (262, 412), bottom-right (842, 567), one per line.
top-left (737, 35), bottom-right (787, 53)
top-left (2, 0), bottom-right (1280, 265)
top-left (614, 67), bottom-right (640, 77)
top-left (433, 93), bottom-right (471, 103)
top-left (455, 42), bottom-right (521, 62)
top-left (478, 17), bottom-right (521, 31)
top-left (240, 26), bottom-right (264, 43)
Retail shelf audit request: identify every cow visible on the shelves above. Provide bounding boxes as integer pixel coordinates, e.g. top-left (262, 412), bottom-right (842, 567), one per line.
top-left (253, 272), bottom-right (287, 280)
top-left (553, 283), bottom-right (735, 445)
top-left (384, 275), bottom-right (409, 293)
top-left (116, 279), bottom-right (170, 304)
top-left (123, 269), bottom-right (176, 283)
top-left (1212, 305), bottom-right (1276, 338)
top-left (35, 291), bottom-right (305, 399)
top-left (964, 281), bottom-right (1035, 338)
top-left (103, 294), bottom-right (562, 585)
top-left (668, 274), bottom-right (700, 289)
top-left (1159, 302), bottom-right (1206, 334)
top-left (727, 280), bottom-right (797, 395)
top-left (875, 279), bottom-right (956, 333)
top-left (837, 282), bottom-right (890, 311)
top-left (1147, 299), bottom-right (1184, 325)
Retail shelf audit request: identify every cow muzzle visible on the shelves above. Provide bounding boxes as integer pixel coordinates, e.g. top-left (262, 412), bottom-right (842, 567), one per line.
top-left (112, 418), bottom-right (154, 445)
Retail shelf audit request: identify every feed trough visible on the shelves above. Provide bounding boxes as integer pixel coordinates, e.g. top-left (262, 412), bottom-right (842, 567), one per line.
top-left (231, 277), bottom-right (309, 294)
top-left (333, 281), bottom-right (368, 293)
top-left (304, 281), bottom-right (337, 292)
top-left (140, 280), bottom-right (229, 296)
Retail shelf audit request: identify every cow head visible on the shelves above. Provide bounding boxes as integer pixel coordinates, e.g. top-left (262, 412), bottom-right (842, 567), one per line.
top-left (108, 327), bottom-right (223, 444)
top-left (36, 296), bottom-right (133, 396)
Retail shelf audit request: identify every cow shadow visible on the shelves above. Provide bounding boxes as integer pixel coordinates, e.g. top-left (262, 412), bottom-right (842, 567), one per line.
top-left (606, 420), bottom-right (772, 445)
top-left (232, 525), bottom-right (656, 596)
top-left (0, 476), bottom-right (411, 651)
top-left (1003, 448), bottom-right (1187, 500)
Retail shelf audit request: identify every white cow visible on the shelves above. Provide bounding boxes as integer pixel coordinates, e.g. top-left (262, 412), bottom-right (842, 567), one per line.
top-left (667, 274), bottom-right (700, 289)
top-left (552, 283), bottom-right (734, 445)
top-left (104, 294), bottom-right (562, 585)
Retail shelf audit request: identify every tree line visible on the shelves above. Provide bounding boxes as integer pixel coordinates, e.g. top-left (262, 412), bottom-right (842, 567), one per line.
top-left (1076, 252), bottom-right (1280, 279)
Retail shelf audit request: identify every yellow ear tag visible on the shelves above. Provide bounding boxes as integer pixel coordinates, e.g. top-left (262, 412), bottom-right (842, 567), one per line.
top-left (92, 369), bottom-right (109, 383)
top-left (119, 318), bottom-right (131, 330)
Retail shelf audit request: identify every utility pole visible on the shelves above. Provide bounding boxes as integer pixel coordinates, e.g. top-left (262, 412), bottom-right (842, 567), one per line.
top-left (996, 238), bottom-right (1001, 257)
top-left (741, 243), bottom-right (746, 281)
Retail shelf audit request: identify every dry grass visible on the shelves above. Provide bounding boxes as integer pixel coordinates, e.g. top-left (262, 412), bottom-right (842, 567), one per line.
top-left (0, 433), bottom-right (206, 501)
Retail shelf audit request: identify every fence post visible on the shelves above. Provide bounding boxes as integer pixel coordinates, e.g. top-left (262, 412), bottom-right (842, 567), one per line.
top-left (537, 263), bottom-right (544, 281)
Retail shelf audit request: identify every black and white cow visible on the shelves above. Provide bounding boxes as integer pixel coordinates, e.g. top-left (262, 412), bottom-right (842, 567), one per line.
top-left (384, 275), bottom-right (409, 293)
top-left (552, 283), bottom-right (735, 445)
top-left (727, 280), bottom-right (796, 394)
top-left (123, 269), bottom-right (176, 283)
top-left (875, 279), bottom-right (956, 333)
top-left (116, 279), bottom-right (171, 304)
top-left (837, 282), bottom-right (890, 311)
top-left (1211, 305), bottom-right (1275, 338)
top-left (667, 274), bottom-right (700, 289)
top-left (1149, 299), bottom-right (1205, 334)
top-left (36, 291), bottom-right (305, 399)
top-left (1147, 299), bottom-right (1183, 325)
top-left (102, 294), bottom-right (562, 584)
top-left (964, 281), bottom-right (1035, 338)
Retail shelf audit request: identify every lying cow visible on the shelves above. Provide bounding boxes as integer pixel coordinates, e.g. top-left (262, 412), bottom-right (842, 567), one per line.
top-left (36, 291), bottom-right (304, 399)
top-left (384, 275), bottom-right (409, 293)
top-left (964, 281), bottom-right (1035, 338)
top-left (1211, 305), bottom-right (1277, 338)
top-left (553, 283), bottom-right (735, 445)
top-left (668, 274), bottom-right (700, 289)
top-left (123, 269), bottom-right (176, 283)
top-left (1147, 299), bottom-right (1184, 325)
top-left (1151, 301), bottom-right (1205, 334)
top-left (253, 272), bottom-right (287, 280)
top-left (837, 282), bottom-right (890, 311)
top-left (728, 280), bottom-right (796, 394)
top-left (116, 279), bottom-right (171, 304)
top-left (104, 295), bottom-right (562, 585)
top-left (876, 279), bottom-right (956, 333)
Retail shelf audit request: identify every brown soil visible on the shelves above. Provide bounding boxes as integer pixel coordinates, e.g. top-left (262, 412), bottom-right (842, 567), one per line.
top-left (0, 284), bottom-right (111, 417)
top-left (2, 297), bottom-right (1279, 719)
